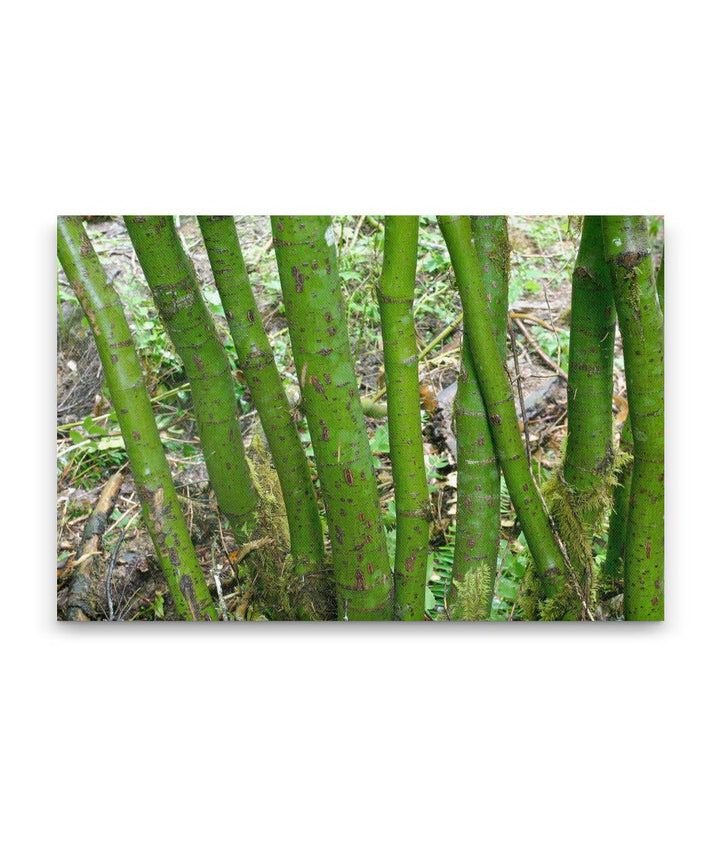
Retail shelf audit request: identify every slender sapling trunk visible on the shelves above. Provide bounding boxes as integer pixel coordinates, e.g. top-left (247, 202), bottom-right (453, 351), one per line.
top-left (376, 216), bottom-right (430, 619)
top-left (564, 216), bottom-right (617, 491)
top-left (124, 215), bottom-right (257, 547)
top-left (438, 215), bottom-right (567, 605)
top-left (272, 216), bottom-right (392, 620)
top-left (57, 216), bottom-right (217, 620)
top-left (546, 215), bottom-right (620, 611)
top-left (602, 216), bottom-right (664, 620)
top-left (197, 215), bottom-right (324, 578)
top-left (450, 216), bottom-right (509, 619)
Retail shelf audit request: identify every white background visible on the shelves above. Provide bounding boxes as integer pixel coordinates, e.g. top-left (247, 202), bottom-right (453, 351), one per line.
top-left (1, 2), bottom-right (717, 854)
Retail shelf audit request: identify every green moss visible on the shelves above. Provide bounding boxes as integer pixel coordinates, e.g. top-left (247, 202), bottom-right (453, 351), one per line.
top-left (624, 266), bottom-right (643, 322)
top-left (518, 567), bottom-right (543, 620)
top-left (522, 444), bottom-right (632, 620)
top-left (243, 436), bottom-right (334, 620)
top-left (452, 562), bottom-right (494, 621)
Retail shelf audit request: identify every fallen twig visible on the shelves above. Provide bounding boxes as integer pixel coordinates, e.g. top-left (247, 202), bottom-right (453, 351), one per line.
top-left (106, 528), bottom-right (127, 622)
top-left (371, 314), bottom-right (463, 403)
top-left (512, 317), bottom-right (568, 382)
top-left (509, 310), bottom-right (558, 333)
top-left (65, 470), bottom-right (124, 621)
top-left (508, 318), bottom-right (533, 468)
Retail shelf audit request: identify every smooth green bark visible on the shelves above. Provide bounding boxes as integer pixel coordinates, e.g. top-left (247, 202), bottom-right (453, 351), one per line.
top-left (272, 216), bottom-right (392, 620)
top-left (450, 217), bottom-right (509, 619)
top-left (438, 216), bottom-right (567, 600)
top-left (376, 216), bottom-right (429, 620)
top-left (471, 216), bottom-right (510, 348)
top-left (124, 216), bottom-right (257, 547)
top-left (565, 216), bottom-right (616, 491)
top-left (197, 215), bottom-right (324, 578)
top-left (57, 216), bottom-right (217, 620)
top-left (604, 242), bottom-right (662, 593)
top-left (602, 216), bottom-right (664, 620)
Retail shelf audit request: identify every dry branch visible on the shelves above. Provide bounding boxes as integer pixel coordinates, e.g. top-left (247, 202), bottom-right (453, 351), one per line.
top-left (65, 471), bottom-right (124, 621)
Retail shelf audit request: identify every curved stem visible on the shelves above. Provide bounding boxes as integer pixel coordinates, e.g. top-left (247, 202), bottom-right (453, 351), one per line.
top-left (271, 216), bottom-right (392, 620)
top-left (450, 216), bottom-right (509, 619)
top-left (438, 215), bottom-right (566, 598)
top-left (57, 216), bottom-right (217, 620)
top-left (124, 216), bottom-right (257, 547)
top-left (197, 215), bottom-right (324, 578)
top-left (377, 216), bottom-right (429, 619)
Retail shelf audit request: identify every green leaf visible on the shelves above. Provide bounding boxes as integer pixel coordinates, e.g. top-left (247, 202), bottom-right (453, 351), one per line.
top-left (425, 586), bottom-right (437, 612)
top-left (497, 578), bottom-right (519, 600)
top-left (383, 498), bottom-right (396, 526)
top-left (369, 423), bottom-right (391, 454)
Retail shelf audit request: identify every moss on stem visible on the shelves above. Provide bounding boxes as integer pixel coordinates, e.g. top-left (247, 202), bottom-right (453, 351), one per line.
top-left (197, 215), bottom-right (325, 583)
top-left (449, 216), bottom-right (509, 620)
top-left (438, 215), bottom-right (567, 605)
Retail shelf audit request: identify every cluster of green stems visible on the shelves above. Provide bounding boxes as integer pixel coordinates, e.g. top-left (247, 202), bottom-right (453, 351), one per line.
top-left (58, 214), bottom-right (663, 621)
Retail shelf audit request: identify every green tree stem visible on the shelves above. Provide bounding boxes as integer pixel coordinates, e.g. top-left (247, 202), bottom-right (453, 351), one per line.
top-left (271, 216), bottom-right (392, 620)
top-left (471, 216), bottom-right (511, 348)
top-left (565, 216), bottom-right (617, 491)
top-left (438, 216), bottom-right (566, 598)
top-left (197, 215), bottom-right (324, 577)
top-left (450, 217), bottom-right (509, 619)
top-left (57, 216), bottom-right (217, 620)
top-left (124, 216), bottom-right (257, 546)
top-left (376, 216), bottom-right (429, 619)
top-left (602, 216), bottom-right (664, 620)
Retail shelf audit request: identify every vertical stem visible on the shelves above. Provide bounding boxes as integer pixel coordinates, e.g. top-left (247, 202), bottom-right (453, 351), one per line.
top-left (57, 216), bottom-right (217, 620)
top-left (470, 216), bottom-right (510, 350)
top-left (124, 216), bottom-right (257, 547)
top-left (376, 216), bottom-right (430, 619)
top-left (450, 216), bottom-right (509, 619)
top-left (197, 215), bottom-right (324, 577)
top-left (564, 215), bottom-right (617, 490)
top-left (272, 216), bottom-right (392, 620)
top-left (602, 216), bottom-right (664, 620)
top-left (438, 215), bottom-right (567, 598)
top-left (553, 215), bottom-right (619, 610)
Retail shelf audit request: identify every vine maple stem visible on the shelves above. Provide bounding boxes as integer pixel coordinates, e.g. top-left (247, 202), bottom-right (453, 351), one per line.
top-left (58, 216), bottom-right (217, 620)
